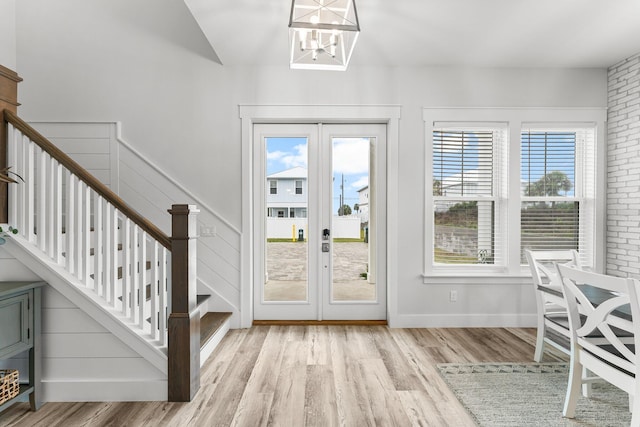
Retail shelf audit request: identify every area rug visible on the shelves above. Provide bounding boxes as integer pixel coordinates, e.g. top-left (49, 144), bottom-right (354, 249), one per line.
top-left (437, 363), bottom-right (631, 426)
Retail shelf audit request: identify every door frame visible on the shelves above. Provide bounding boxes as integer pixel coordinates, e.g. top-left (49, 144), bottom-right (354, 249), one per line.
top-left (239, 105), bottom-right (401, 327)
top-left (252, 123), bottom-right (387, 321)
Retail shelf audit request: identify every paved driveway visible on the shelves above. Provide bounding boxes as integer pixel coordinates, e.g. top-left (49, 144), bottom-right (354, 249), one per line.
top-left (265, 241), bottom-right (373, 301)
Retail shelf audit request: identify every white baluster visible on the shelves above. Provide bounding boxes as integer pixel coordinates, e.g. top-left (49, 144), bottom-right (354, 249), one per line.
top-left (74, 179), bottom-right (84, 281)
top-left (112, 210), bottom-right (122, 311)
top-left (46, 155), bottom-right (55, 258)
top-left (159, 249), bottom-right (169, 346)
top-left (94, 195), bottom-right (103, 295)
top-left (37, 148), bottom-right (47, 252)
top-left (149, 240), bottom-right (159, 340)
top-left (53, 160), bottom-right (63, 264)
top-left (139, 232), bottom-right (148, 331)
top-left (24, 139), bottom-right (35, 243)
top-left (7, 125), bottom-right (18, 227)
top-left (130, 223), bottom-right (140, 324)
top-left (66, 173), bottom-right (76, 274)
top-left (82, 184), bottom-right (91, 285)
top-left (17, 133), bottom-right (28, 234)
top-left (102, 202), bottom-right (111, 304)
top-left (123, 218), bottom-right (132, 317)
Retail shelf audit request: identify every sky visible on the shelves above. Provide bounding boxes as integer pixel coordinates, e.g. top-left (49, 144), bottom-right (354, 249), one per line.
top-left (433, 130), bottom-right (577, 197)
top-left (266, 137), bottom-right (369, 214)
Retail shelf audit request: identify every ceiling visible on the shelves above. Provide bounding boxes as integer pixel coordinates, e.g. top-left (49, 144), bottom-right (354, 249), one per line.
top-left (184, 0), bottom-right (640, 69)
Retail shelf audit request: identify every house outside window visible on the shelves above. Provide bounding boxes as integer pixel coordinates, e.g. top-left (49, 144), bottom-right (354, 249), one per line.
top-left (270, 180), bottom-right (277, 195)
top-left (424, 108), bottom-right (604, 278)
top-left (295, 180), bottom-right (303, 195)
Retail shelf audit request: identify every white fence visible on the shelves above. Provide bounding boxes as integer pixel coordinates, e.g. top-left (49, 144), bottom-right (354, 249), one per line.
top-left (267, 216), bottom-right (361, 239)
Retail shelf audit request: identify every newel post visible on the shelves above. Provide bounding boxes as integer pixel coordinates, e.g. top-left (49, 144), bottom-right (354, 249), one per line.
top-left (0, 65), bottom-right (23, 223)
top-left (168, 204), bottom-right (200, 402)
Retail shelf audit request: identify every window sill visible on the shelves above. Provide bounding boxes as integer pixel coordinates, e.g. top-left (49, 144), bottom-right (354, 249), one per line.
top-left (422, 273), bottom-right (533, 285)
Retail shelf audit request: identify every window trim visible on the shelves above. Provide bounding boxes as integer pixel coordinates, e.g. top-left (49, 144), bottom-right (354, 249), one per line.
top-left (422, 107), bottom-right (607, 282)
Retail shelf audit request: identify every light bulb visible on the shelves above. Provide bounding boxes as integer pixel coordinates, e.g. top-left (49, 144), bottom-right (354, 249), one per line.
top-left (298, 29), bottom-right (308, 51)
top-left (312, 49), bottom-right (318, 61)
top-left (310, 15), bottom-right (319, 25)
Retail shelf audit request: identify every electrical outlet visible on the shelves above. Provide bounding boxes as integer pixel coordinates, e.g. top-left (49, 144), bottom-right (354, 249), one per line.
top-left (200, 225), bottom-right (217, 237)
top-left (449, 290), bottom-right (458, 302)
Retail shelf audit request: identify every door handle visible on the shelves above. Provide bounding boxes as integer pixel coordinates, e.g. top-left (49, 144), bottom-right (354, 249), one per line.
top-left (323, 228), bottom-right (330, 240)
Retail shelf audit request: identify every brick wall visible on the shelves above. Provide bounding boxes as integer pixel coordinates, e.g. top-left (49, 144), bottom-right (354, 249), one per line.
top-left (607, 53), bottom-right (640, 278)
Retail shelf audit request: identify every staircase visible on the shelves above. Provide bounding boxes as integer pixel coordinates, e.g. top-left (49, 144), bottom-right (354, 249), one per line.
top-left (1, 109), bottom-right (230, 401)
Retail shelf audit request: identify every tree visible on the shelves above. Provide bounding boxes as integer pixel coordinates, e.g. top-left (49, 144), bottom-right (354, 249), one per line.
top-left (526, 171), bottom-right (572, 197)
top-left (353, 203), bottom-right (360, 214)
top-left (338, 204), bottom-right (352, 216)
top-left (433, 179), bottom-right (443, 196)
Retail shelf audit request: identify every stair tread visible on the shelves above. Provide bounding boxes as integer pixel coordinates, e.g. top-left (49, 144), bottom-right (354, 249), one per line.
top-left (200, 312), bottom-right (232, 349)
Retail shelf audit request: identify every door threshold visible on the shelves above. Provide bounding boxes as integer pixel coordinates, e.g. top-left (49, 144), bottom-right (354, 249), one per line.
top-left (252, 319), bottom-right (387, 326)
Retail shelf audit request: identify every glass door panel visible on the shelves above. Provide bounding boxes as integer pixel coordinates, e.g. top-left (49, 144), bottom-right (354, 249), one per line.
top-left (322, 124), bottom-right (386, 320)
top-left (330, 137), bottom-right (375, 302)
top-left (264, 137), bottom-right (308, 302)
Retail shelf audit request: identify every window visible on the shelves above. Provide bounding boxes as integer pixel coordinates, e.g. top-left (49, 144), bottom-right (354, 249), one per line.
top-left (520, 128), bottom-right (595, 262)
top-left (424, 107), bottom-right (604, 277)
top-left (270, 180), bottom-right (277, 195)
top-left (432, 127), bottom-right (506, 265)
top-left (295, 180), bottom-right (303, 195)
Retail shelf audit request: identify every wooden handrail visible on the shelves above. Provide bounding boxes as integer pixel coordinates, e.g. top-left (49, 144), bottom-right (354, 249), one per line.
top-left (3, 109), bottom-right (171, 249)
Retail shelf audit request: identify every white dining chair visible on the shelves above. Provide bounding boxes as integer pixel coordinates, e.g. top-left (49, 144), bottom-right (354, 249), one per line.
top-left (525, 249), bottom-right (582, 362)
top-left (557, 264), bottom-right (640, 424)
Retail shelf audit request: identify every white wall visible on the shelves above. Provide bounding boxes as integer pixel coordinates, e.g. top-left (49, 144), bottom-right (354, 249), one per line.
top-left (0, 0), bottom-right (16, 70)
top-left (15, 0), bottom-right (609, 326)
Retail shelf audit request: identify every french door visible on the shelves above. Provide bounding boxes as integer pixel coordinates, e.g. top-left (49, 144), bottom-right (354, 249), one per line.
top-left (253, 123), bottom-right (387, 320)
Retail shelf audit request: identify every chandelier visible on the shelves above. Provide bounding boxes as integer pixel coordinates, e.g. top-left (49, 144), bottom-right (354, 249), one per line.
top-left (288, 0), bottom-right (360, 71)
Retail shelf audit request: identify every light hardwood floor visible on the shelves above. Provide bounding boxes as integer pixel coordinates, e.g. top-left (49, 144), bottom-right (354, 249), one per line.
top-left (0, 326), bottom-right (565, 426)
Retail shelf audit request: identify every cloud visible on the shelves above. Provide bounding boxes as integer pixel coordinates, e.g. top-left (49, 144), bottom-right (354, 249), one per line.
top-left (268, 143), bottom-right (308, 169)
top-left (332, 138), bottom-right (369, 175)
top-left (351, 176), bottom-right (368, 189)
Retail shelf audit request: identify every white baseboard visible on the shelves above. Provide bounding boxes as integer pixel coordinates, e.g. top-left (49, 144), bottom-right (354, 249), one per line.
top-left (389, 313), bottom-right (538, 328)
top-left (42, 379), bottom-right (167, 402)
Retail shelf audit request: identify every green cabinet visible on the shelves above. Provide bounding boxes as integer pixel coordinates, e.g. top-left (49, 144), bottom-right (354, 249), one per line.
top-left (0, 282), bottom-right (44, 413)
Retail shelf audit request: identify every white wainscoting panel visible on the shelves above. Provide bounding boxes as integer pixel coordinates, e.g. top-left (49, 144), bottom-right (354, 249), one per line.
top-left (39, 286), bottom-right (166, 401)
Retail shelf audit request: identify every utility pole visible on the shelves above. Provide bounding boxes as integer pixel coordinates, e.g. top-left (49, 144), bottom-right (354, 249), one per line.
top-left (341, 174), bottom-right (345, 216)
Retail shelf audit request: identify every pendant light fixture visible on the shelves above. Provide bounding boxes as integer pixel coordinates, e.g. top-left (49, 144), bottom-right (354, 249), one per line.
top-left (289, 0), bottom-right (360, 71)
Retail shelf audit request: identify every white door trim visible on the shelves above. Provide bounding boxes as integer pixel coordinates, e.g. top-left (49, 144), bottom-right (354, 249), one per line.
top-left (239, 105), bottom-right (401, 328)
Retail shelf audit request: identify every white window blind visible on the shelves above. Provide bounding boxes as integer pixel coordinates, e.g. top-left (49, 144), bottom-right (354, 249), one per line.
top-left (432, 127), bottom-right (506, 265)
top-left (520, 127), bottom-right (596, 264)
